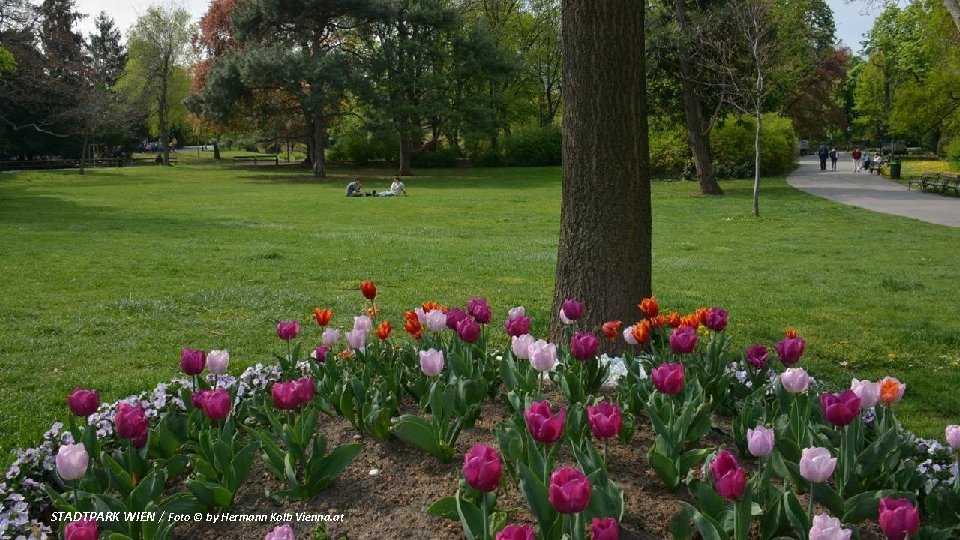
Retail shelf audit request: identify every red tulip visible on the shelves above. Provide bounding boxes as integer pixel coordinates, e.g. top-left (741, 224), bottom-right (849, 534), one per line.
top-left (376, 320), bottom-right (391, 341)
top-left (602, 320), bottom-right (622, 342)
top-left (878, 497), bottom-right (920, 540)
top-left (360, 280), bottom-right (377, 300)
top-left (67, 388), bottom-right (100, 417)
top-left (651, 362), bottom-right (685, 395)
top-left (709, 450), bottom-right (747, 500)
top-left (525, 401), bottom-right (566, 444)
top-left (548, 466), bottom-right (591, 513)
top-left (462, 444), bottom-right (502, 492)
top-left (638, 297), bottom-right (659, 318)
top-left (820, 390), bottom-right (861, 426)
top-left (313, 307), bottom-right (333, 327)
top-left (587, 401), bottom-right (622, 439)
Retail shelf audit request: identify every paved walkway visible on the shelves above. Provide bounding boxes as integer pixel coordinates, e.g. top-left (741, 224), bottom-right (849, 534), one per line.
top-left (787, 155), bottom-right (960, 227)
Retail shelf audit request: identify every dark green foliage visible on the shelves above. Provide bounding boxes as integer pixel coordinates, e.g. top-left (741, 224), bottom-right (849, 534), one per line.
top-left (946, 138), bottom-right (960, 164)
top-left (412, 147), bottom-right (459, 168)
top-left (650, 125), bottom-right (692, 178)
top-left (501, 126), bottom-right (562, 166)
top-left (710, 114), bottom-right (798, 178)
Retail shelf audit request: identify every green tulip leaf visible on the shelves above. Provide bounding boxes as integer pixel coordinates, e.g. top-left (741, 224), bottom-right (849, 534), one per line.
top-left (455, 487), bottom-right (486, 540)
top-left (648, 449), bottom-right (679, 489)
top-left (307, 442), bottom-right (362, 491)
top-left (427, 496), bottom-right (460, 521)
top-left (391, 415), bottom-right (444, 459)
top-left (812, 482), bottom-right (844, 517)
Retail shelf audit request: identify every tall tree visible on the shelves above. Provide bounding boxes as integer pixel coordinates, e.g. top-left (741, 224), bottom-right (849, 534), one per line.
top-left (86, 11), bottom-right (125, 86)
top-left (124, 5), bottom-right (193, 166)
top-left (552, 1), bottom-right (650, 344)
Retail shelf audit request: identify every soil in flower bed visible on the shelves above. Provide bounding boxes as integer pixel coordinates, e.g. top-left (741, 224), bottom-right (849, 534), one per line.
top-left (178, 393), bottom-right (729, 540)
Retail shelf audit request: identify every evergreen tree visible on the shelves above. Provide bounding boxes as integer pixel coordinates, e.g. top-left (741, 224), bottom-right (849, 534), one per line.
top-left (86, 11), bottom-right (125, 86)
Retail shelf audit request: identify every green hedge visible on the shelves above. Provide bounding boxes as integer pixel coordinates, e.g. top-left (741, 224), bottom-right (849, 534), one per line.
top-left (412, 147), bottom-right (460, 168)
top-left (710, 114), bottom-right (798, 178)
top-left (945, 138), bottom-right (960, 164)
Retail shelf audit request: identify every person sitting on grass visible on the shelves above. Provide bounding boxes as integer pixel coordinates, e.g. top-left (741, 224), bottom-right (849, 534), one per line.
top-left (378, 176), bottom-right (408, 197)
top-left (346, 177), bottom-right (374, 197)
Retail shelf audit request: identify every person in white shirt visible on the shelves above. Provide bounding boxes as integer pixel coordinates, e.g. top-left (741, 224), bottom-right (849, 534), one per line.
top-left (379, 176), bottom-right (407, 196)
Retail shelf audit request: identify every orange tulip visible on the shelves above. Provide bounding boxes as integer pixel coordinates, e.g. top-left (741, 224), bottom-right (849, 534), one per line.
top-left (602, 320), bottom-right (622, 342)
top-left (878, 376), bottom-right (905, 405)
top-left (666, 312), bottom-right (682, 328)
top-left (631, 319), bottom-right (652, 344)
top-left (694, 308), bottom-right (709, 325)
top-left (638, 297), bottom-right (659, 318)
top-left (649, 315), bottom-right (667, 329)
top-left (376, 320), bottom-right (392, 341)
top-left (403, 311), bottom-right (423, 340)
top-left (681, 315), bottom-right (701, 329)
top-left (365, 305), bottom-right (381, 318)
top-left (785, 328), bottom-right (798, 339)
top-left (313, 308), bottom-right (333, 327)
top-left (360, 280), bottom-right (377, 301)
top-left (422, 300), bottom-right (446, 313)
top-left (337, 348), bottom-right (355, 360)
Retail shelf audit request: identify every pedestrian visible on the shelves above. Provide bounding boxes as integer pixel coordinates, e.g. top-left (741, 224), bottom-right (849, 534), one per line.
top-left (851, 147), bottom-right (862, 172)
top-left (817, 144), bottom-right (829, 171)
top-left (829, 147), bottom-right (838, 171)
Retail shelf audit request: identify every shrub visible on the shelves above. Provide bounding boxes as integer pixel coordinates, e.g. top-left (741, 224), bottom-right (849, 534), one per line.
top-left (468, 144), bottom-right (504, 167)
top-left (650, 126), bottom-right (692, 178)
top-left (945, 138), bottom-right (960, 164)
top-left (710, 114), bottom-right (798, 178)
top-left (501, 126), bottom-right (562, 166)
top-left (412, 147), bottom-right (460, 168)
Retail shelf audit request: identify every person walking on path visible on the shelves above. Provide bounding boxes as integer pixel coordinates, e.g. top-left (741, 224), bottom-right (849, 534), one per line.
top-left (829, 147), bottom-right (839, 171)
top-left (851, 147), bottom-right (862, 172)
top-left (817, 144), bottom-right (829, 171)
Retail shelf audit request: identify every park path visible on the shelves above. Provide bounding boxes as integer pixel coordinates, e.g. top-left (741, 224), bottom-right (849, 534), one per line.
top-left (786, 155), bottom-right (960, 227)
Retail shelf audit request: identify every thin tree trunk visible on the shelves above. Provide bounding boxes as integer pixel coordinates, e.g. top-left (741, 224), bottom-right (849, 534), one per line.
top-left (673, 0), bottom-right (722, 195)
top-left (753, 110), bottom-right (761, 217)
top-left (552, 0), bottom-right (650, 350)
top-left (159, 55), bottom-right (170, 166)
top-left (213, 140), bottom-right (221, 160)
top-left (79, 134), bottom-right (88, 175)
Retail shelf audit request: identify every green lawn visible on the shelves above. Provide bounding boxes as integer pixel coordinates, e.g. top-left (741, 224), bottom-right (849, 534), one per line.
top-left (2, 162), bottom-right (959, 461)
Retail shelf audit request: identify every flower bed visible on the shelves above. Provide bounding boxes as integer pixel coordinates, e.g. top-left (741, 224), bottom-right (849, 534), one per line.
top-left (4, 284), bottom-right (960, 539)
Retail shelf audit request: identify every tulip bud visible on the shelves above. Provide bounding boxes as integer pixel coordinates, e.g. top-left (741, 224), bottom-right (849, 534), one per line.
top-left (525, 401), bottom-right (566, 444)
top-left (799, 447), bottom-right (836, 483)
top-left (55, 443), bottom-right (89, 481)
top-left (376, 320), bottom-right (391, 341)
top-left (775, 336), bottom-right (805, 365)
top-left (419, 349), bottom-right (445, 376)
top-left (67, 388), bottom-right (100, 417)
top-left (207, 350), bottom-right (230, 375)
top-left (180, 347), bottom-right (206, 376)
top-left (115, 402), bottom-right (149, 447)
top-left (587, 401), bottom-right (622, 440)
top-left (548, 466), bottom-right (591, 513)
top-left (651, 363), bottom-right (685, 395)
top-left (710, 450), bottom-right (746, 500)
top-left (201, 389), bottom-right (231, 421)
top-left (747, 426), bottom-right (776, 458)
top-left (570, 332), bottom-right (599, 361)
top-left (313, 307), bottom-right (333, 327)
top-left (462, 444), bottom-right (502, 492)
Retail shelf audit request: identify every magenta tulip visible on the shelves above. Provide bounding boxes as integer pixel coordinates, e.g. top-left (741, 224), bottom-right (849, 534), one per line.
top-left (293, 377), bottom-right (315, 405)
top-left (496, 524), bottom-right (535, 540)
top-left (271, 381), bottom-right (300, 410)
top-left (587, 402), bottom-right (622, 439)
top-left (525, 401), bottom-right (566, 444)
top-left (67, 388), bottom-right (100, 417)
top-left (745, 343), bottom-right (768, 370)
top-left (445, 308), bottom-right (468, 331)
top-left (312, 345), bottom-right (329, 362)
top-left (55, 443), bottom-right (89, 481)
top-left (462, 444), bottom-right (502, 492)
top-left (705, 307), bottom-right (728, 331)
top-left (191, 390), bottom-right (211, 409)
top-left (467, 297), bottom-right (492, 324)
top-left (64, 518), bottom-right (98, 540)
top-left (548, 466), bottom-right (591, 513)
top-left (820, 390), bottom-right (861, 426)
top-left (115, 402), bottom-right (148, 448)
top-left (180, 347), bottom-right (206, 375)
top-left (878, 498), bottom-right (920, 540)
top-left (505, 311), bottom-right (532, 337)
top-left (775, 336), bottom-right (805, 365)
top-left (276, 320), bottom-right (300, 341)
top-left (652, 362), bottom-right (685, 395)
top-left (571, 332), bottom-right (600, 361)
top-left (201, 389), bottom-right (231, 421)
top-left (590, 517), bottom-right (619, 540)
top-left (456, 317), bottom-right (481, 343)
top-left (710, 450), bottom-right (747, 500)
top-left (669, 325), bottom-right (698, 354)
top-left (560, 299), bottom-right (585, 323)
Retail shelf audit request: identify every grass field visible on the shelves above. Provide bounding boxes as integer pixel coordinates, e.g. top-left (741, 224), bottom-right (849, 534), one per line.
top-left (2, 160), bottom-right (959, 461)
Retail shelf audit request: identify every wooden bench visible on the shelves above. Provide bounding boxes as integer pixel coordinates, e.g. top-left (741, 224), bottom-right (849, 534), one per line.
top-left (912, 172), bottom-right (938, 191)
top-left (132, 156), bottom-right (179, 165)
top-left (233, 154), bottom-right (279, 166)
top-left (918, 172), bottom-right (960, 195)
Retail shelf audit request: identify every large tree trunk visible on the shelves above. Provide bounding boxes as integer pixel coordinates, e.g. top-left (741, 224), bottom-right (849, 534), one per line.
top-left (309, 113), bottom-right (326, 178)
top-left (552, 0), bottom-right (651, 349)
top-left (213, 140), bottom-right (221, 160)
top-left (674, 0), bottom-right (722, 195)
top-left (399, 131), bottom-right (414, 176)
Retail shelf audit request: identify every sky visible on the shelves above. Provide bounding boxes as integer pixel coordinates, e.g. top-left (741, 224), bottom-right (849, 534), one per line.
top-left (69, 0), bottom-right (884, 54)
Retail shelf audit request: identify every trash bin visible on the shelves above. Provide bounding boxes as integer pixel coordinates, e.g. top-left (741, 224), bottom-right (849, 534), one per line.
top-left (889, 160), bottom-right (902, 179)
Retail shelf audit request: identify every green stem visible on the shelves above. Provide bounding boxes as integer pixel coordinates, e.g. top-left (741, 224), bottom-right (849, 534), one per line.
top-left (808, 480), bottom-right (816, 536)
top-left (481, 493), bottom-right (490, 540)
top-left (733, 501), bottom-right (740, 540)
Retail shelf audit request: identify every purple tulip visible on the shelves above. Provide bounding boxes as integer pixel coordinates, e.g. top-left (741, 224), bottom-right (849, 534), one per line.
top-left (525, 401), bottom-right (566, 444)
top-left (878, 498), bottom-right (920, 540)
top-left (462, 444), bottom-right (502, 492)
top-left (456, 317), bottom-right (481, 343)
top-left (511, 334), bottom-right (535, 360)
top-left (946, 425), bottom-right (960, 450)
top-left (207, 350), bottom-right (230, 375)
top-left (799, 447), bottom-right (836, 483)
top-left (180, 347), bottom-right (206, 375)
top-left (425, 310), bottom-right (447, 332)
top-left (780, 367), bottom-right (810, 393)
top-left (55, 443), bottom-right (89, 481)
top-left (64, 518), bottom-right (98, 540)
top-left (276, 320), bottom-right (300, 341)
top-left (345, 328), bottom-right (367, 350)
top-left (445, 308), bottom-right (468, 331)
top-left (467, 297), bottom-right (492, 324)
top-left (820, 390), bottom-right (861, 426)
top-left (669, 326), bottom-right (698, 354)
top-left (775, 336), bottom-right (805, 365)
top-left (419, 349), bottom-right (445, 376)
top-left (559, 299), bottom-right (585, 324)
top-left (747, 426), bottom-right (776, 458)
top-left (850, 379), bottom-right (880, 410)
top-left (293, 377), bottom-right (315, 405)
top-left (589, 517), bottom-right (619, 540)
top-left (505, 311), bottom-right (532, 337)
top-left (570, 332), bottom-right (600, 361)
top-left (745, 343), bottom-right (768, 370)
top-left (710, 450), bottom-right (746, 500)
top-left (321, 327), bottom-right (340, 348)
top-left (587, 401), bottom-right (622, 439)
top-left (496, 524), bottom-right (535, 540)
top-left (67, 388), bottom-right (100, 417)
top-left (528, 339), bottom-right (557, 372)
top-left (651, 362), bottom-right (685, 395)
top-left (548, 466), bottom-right (591, 513)
top-left (352, 315), bottom-right (372, 333)
top-left (271, 381), bottom-right (300, 410)
top-left (264, 524), bottom-right (296, 540)
top-left (809, 513), bottom-right (852, 540)
top-left (201, 389), bottom-right (231, 421)
top-left (115, 402), bottom-right (148, 448)
top-left (705, 307), bottom-right (728, 332)
top-left (311, 345), bottom-right (329, 362)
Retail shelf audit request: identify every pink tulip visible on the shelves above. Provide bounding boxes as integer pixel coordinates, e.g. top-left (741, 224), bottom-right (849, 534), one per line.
top-left (775, 336), bottom-right (805, 365)
top-left (276, 321), bottom-right (300, 341)
top-left (820, 390), bottom-right (861, 426)
top-left (456, 317), bottom-right (481, 343)
top-left (321, 327), bottom-right (340, 348)
top-left (571, 332), bottom-right (600, 361)
top-left (548, 466), bottom-right (591, 513)
top-left (589, 517), bottom-right (619, 540)
top-left (505, 309), bottom-right (531, 337)
top-left (462, 444), bottom-right (502, 492)
top-left (527, 339), bottom-right (557, 372)
top-left (704, 307), bottom-right (728, 331)
top-left (180, 347), bottom-right (206, 375)
top-left (201, 389), bottom-right (231, 421)
top-left (525, 401), bottom-right (566, 444)
top-left (265, 524), bottom-right (296, 540)
top-left (780, 368), bottom-right (810, 393)
top-left (206, 350), bottom-right (230, 375)
top-left (425, 310), bottom-right (447, 332)
top-left (622, 325), bottom-right (639, 345)
top-left (55, 443), bottom-right (89, 481)
top-left (800, 447), bottom-right (836, 483)
top-left (115, 402), bottom-right (148, 448)
top-left (651, 362), bottom-right (685, 395)
top-left (710, 450), bottom-right (746, 500)
top-left (271, 381), bottom-right (300, 410)
top-left (353, 315), bottom-right (372, 333)
top-left (467, 297), bottom-right (492, 324)
top-left (419, 349), bottom-right (445, 376)
top-left (745, 343), bottom-right (768, 370)
top-left (747, 426), bottom-right (775, 458)
top-left (293, 377), bottom-right (315, 405)
top-left (345, 328), bottom-right (367, 350)
top-left (311, 345), bottom-right (329, 362)
top-left (560, 299), bottom-right (585, 323)
top-left (946, 425), bottom-right (960, 450)
top-left (67, 388), bottom-right (100, 417)
top-left (809, 513), bottom-right (852, 540)
top-left (587, 402), bottom-right (622, 439)
top-left (511, 334), bottom-right (535, 360)
top-left (669, 326), bottom-right (698, 354)
top-left (445, 308), bottom-right (468, 330)
top-left (64, 518), bottom-right (98, 540)
top-left (878, 498), bottom-right (920, 540)
top-left (496, 524), bottom-right (535, 540)
top-left (850, 379), bottom-right (880, 410)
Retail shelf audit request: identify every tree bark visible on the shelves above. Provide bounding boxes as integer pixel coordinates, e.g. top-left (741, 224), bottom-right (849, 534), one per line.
top-left (944, 0), bottom-right (960, 32)
top-left (753, 110), bottom-right (761, 217)
top-left (79, 134), bottom-right (88, 175)
top-left (552, 0), bottom-right (651, 349)
top-left (673, 0), bottom-right (722, 195)
top-left (159, 54), bottom-right (171, 166)
top-left (399, 131), bottom-right (413, 176)
top-left (309, 113), bottom-right (326, 178)
top-left (213, 140), bottom-right (221, 160)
